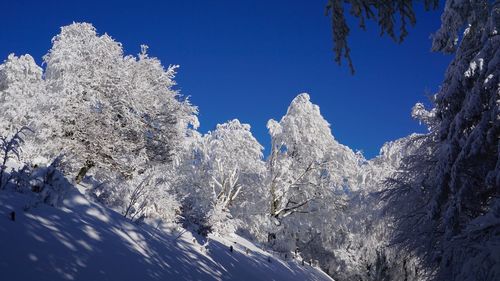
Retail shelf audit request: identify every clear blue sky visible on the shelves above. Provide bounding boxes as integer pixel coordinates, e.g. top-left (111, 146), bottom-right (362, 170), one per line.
top-left (0, 0), bottom-right (451, 158)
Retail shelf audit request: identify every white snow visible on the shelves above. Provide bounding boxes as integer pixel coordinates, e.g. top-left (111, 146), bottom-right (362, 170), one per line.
top-left (0, 189), bottom-right (333, 281)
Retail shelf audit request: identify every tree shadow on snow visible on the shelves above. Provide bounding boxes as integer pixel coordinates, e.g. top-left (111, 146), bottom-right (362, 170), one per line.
top-left (0, 187), bottom-right (328, 281)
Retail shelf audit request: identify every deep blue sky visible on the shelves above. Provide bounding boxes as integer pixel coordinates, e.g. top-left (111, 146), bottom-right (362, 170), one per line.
top-left (0, 0), bottom-right (451, 158)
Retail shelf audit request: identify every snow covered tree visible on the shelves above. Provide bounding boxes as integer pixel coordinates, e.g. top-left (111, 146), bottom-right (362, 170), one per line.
top-left (320, 134), bottom-right (427, 281)
top-left (0, 54), bottom-right (46, 162)
top-left (0, 23), bottom-right (197, 226)
top-left (0, 54), bottom-right (44, 135)
top-left (384, 2), bottom-right (499, 280)
top-left (0, 127), bottom-right (31, 189)
top-left (175, 119), bottom-right (265, 235)
top-left (204, 120), bottom-right (265, 213)
top-left (40, 23), bottom-right (198, 181)
top-left (266, 93), bottom-right (357, 224)
top-left (264, 93), bottom-right (365, 261)
top-left (91, 167), bottom-right (181, 224)
top-left (257, 94), bottom-right (426, 280)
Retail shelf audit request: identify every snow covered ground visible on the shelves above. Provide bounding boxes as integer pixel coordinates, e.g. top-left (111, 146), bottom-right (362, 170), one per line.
top-left (0, 189), bottom-right (333, 281)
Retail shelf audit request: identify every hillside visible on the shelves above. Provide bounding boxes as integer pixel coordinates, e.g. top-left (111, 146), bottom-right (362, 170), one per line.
top-left (0, 189), bottom-right (332, 281)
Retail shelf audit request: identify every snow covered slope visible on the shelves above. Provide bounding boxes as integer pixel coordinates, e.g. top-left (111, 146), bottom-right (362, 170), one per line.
top-left (0, 189), bottom-right (333, 281)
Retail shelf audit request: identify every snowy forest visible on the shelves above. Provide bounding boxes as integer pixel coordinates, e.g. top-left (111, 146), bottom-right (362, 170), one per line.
top-left (0, 1), bottom-right (498, 281)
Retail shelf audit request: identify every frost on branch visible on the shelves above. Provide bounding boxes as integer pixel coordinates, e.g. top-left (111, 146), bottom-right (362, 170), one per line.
top-left (325, 0), bottom-right (438, 73)
top-left (411, 102), bottom-right (437, 128)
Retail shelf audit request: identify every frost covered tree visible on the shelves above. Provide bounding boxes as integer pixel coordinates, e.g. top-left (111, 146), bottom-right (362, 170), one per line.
top-left (176, 119), bottom-right (265, 235)
top-left (0, 23), bottom-right (197, 225)
top-left (40, 23), bottom-right (198, 181)
top-left (266, 94), bottom-right (358, 223)
top-left (383, 1), bottom-right (499, 280)
top-left (322, 135), bottom-right (425, 281)
top-left (263, 93), bottom-right (365, 261)
top-left (0, 54), bottom-right (44, 133)
top-left (0, 54), bottom-right (45, 161)
top-left (202, 120), bottom-right (265, 234)
top-left (204, 120), bottom-right (265, 212)
top-left (96, 167), bottom-right (182, 224)
top-left (0, 128), bottom-right (31, 189)
top-left (258, 94), bottom-right (427, 280)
